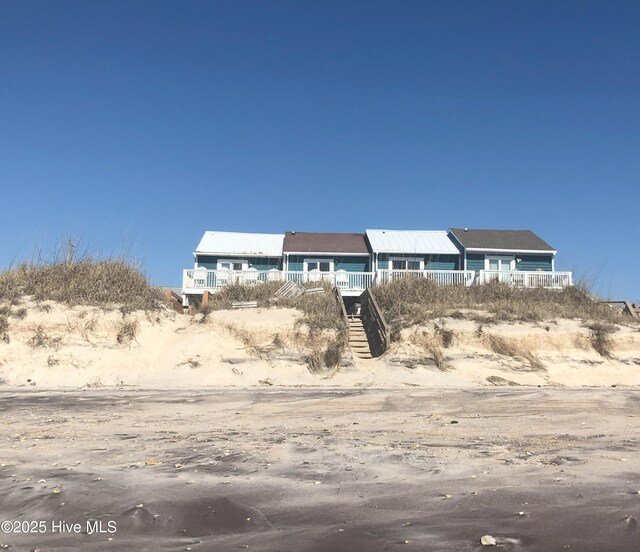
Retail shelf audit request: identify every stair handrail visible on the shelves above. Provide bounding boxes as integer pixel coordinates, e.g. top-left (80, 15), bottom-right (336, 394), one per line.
top-left (361, 288), bottom-right (390, 357)
top-left (334, 287), bottom-right (351, 348)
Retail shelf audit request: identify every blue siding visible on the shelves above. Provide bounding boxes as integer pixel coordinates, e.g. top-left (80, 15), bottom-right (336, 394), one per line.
top-left (287, 256), bottom-right (304, 271)
top-left (425, 255), bottom-right (459, 270)
top-left (287, 255), bottom-right (369, 272)
top-left (335, 256), bottom-right (369, 272)
top-left (516, 255), bottom-right (552, 272)
top-left (466, 254), bottom-right (485, 272)
top-left (249, 257), bottom-right (281, 270)
top-left (196, 255), bottom-right (218, 269)
top-left (196, 255), bottom-right (281, 270)
top-left (377, 253), bottom-right (459, 270)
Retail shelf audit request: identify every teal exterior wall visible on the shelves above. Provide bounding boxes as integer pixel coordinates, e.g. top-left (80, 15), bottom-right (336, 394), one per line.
top-left (195, 255), bottom-right (282, 270)
top-left (463, 253), bottom-right (553, 272)
top-left (466, 254), bottom-right (485, 272)
top-left (425, 255), bottom-right (458, 270)
top-left (516, 255), bottom-right (553, 272)
top-left (196, 255), bottom-right (218, 269)
top-left (287, 256), bottom-right (304, 271)
top-left (377, 253), bottom-right (459, 270)
top-left (336, 256), bottom-right (369, 272)
top-left (286, 255), bottom-right (369, 272)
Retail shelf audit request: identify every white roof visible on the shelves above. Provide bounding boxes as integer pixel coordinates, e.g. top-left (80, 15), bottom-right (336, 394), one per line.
top-left (365, 229), bottom-right (460, 255)
top-left (195, 231), bottom-right (284, 257)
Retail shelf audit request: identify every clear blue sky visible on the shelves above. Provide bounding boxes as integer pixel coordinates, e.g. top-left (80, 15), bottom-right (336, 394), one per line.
top-left (1, 1), bottom-right (638, 300)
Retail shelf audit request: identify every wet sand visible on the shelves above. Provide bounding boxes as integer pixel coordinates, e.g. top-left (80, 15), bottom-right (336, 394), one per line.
top-left (1, 387), bottom-right (639, 551)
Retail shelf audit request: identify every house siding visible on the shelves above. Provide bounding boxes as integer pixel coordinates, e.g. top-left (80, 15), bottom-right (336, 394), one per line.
top-left (516, 255), bottom-right (553, 272)
top-left (466, 254), bottom-right (485, 272)
top-left (196, 255), bottom-right (281, 270)
top-left (425, 255), bottom-right (459, 270)
top-left (335, 256), bottom-right (369, 272)
top-left (287, 255), bottom-right (369, 272)
top-left (378, 253), bottom-right (459, 270)
top-left (464, 253), bottom-right (553, 272)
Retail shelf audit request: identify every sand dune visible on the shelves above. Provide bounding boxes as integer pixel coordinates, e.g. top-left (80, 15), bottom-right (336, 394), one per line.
top-left (0, 299), bottom-right (639, 389)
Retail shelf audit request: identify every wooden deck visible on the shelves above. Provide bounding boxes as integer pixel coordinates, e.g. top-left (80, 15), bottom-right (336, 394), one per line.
top-left (183, 268), bottom-right (574, 297)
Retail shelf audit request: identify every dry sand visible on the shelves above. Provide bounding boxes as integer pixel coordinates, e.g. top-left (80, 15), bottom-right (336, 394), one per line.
top-left (1, 302), bottom-right (640, 550)
top-left (0, 388), bottom-right (639, 551)
top-left (0, 300), bottom-right (639, 389)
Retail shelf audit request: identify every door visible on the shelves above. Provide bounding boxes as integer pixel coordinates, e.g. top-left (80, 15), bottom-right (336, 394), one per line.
top-left (305, 259), bottom-right (333, 283)
top-left (218, 259), bottom-right (247, 285)
top-left (486, 256), bottom-right (514, 283)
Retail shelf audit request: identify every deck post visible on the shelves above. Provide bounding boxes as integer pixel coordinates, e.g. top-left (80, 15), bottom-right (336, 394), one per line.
top-left (202, 290), bottom-right (209, 306)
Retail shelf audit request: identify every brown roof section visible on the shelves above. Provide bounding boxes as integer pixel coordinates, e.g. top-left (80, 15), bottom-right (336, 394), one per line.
top-left (449, 228), bottom-right (555, 251)
top-left (283, 232), bottom-right (370, 254)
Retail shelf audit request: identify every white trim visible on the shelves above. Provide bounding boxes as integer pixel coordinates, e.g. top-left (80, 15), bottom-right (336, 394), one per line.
top-left (485, 255), bottom-right (515, 271)
top-left (303, 258), bottom-right (334, 272)
top-left (285, 251), bottom-right (370, 257)
top-left (194, 251), bottom-right (281, 257)
top-left (465, 247), bottom-right (557, 254)
top-left (390, 256), bottom-right (424, 271)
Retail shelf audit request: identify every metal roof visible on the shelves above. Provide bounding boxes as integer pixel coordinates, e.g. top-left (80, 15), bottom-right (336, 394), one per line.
top-left (283, 232), bottom-right (370, 254)
top-left (365, 229), bottom-right (460, 255)
top-left (448, 228), bottom-right (555, 252)
top-left (195, 231), bottom-right (284, 257)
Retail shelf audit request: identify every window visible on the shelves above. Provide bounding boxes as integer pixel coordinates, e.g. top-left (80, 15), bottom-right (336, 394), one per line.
top-left (218, 259), bottom-right (248, 271)
top-left (304, 259), bottom-right (333, 272)
top-left (486, 256), bottom-right (514, 271)
top-left (390, 257), bottom-right (422, 271)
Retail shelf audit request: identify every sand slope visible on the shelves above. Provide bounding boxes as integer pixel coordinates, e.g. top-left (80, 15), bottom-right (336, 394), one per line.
top-left (0, 300), bottom-right (639, 388)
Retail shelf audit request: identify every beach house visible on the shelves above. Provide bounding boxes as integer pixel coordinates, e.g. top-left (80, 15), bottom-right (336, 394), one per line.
top-left (182, 227), bottom-right (573, 303)
top-left (364, 229), bottom-right (475, 286)
top-left (182, 231), bottom-right (285, 293)
top-left (282, 232), bottom-right (373, 296)
top-left (447, 228), bottom-right (572, 288)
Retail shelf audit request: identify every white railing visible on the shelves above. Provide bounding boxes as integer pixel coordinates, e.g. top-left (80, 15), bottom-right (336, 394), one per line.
top-left (183, 268), bottom-right (285, 290)
top-left (376, 269), bottom-right (476, 286)
top-left (183, 268), bottom-right (573, 293)
top-left (477, 270), bottom-right (573, 289)
top-left (183, 269), bottom-right (374, 293)
top-left (289, 271), bottom-right (374, 291)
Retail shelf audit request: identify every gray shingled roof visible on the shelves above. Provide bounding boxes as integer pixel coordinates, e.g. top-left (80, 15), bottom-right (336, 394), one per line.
top-left (283, 232), bottom-right (370, 254)
top-left (449, 228), bottom-right (555, 252)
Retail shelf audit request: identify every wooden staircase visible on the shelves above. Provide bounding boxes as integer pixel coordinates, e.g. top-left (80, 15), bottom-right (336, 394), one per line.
top-left (348, 315), bottom-right (373, 360)
top-left (600, 300), bottom-right (639, 320)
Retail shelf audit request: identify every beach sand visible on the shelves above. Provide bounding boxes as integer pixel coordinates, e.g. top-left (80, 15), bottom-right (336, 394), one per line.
top-left (1, 388), bottom-right (639, 551)
top-left (1, 302), bottom-right (640, 550)
top-left (0, 300), bottom-right (639, 389)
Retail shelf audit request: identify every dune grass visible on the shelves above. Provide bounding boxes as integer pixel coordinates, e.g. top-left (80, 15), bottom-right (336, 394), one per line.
top-left (374, 278), bottom-right (621, 336)
top-left (199, 281), bottom-right (345, 333)
top-left (195, 281), bottom-right (347, 372)
top-left (0, 260), bottom-right (162, 311)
